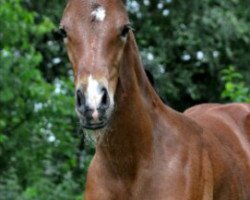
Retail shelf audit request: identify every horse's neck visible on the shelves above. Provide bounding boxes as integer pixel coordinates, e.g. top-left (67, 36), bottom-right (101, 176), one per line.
top-left (119, 34), bottom-right (160, 104)
top-left (96, 34), bottom-right (163, 179)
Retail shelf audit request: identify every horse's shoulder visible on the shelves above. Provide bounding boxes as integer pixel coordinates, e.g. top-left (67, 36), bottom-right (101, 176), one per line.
top-left (184, 103), bottom-right (250, 140)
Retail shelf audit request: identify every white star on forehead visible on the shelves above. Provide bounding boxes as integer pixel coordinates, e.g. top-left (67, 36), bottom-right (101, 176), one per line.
top-left (91, 6), bottom-right (106, 22)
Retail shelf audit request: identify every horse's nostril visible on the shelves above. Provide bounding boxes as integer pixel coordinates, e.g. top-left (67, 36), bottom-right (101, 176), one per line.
top-left (76, 89), bottom-right (85, 108)
top-left (100, 87), bottom-right (110, 108)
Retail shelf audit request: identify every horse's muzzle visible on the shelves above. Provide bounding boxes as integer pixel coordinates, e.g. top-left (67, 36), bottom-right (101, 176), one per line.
top-left (75, 86), bottom-right (110, 130)
top-left (81, 119), bottom-right (108, 130)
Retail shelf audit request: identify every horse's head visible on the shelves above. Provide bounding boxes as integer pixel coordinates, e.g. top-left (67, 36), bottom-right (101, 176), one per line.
top-left (60, 0), bottom-right (130, 130)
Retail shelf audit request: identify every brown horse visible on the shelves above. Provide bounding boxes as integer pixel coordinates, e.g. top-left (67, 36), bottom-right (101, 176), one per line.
top-left (60, 0), bottom-right (250, 199)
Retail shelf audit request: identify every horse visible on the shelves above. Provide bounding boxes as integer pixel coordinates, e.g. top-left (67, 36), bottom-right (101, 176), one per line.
top-left (60, 0), bottom-right (250, 199)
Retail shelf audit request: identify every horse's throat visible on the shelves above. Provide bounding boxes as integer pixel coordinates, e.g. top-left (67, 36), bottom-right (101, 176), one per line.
top-left (97, 77), bottom-right (153, 179)
top-left (96, 34), bottom-right (159, 179)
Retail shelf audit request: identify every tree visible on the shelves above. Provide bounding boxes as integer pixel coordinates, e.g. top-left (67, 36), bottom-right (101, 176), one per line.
top-left (0, 1), bottom-right (90, 199)
top-left (1, 0), bottom-right (250, 199)
top-left (128, 0), bottom-right (250, 110)
top-left (221, 66), bottom-right (250, 102)
top-left (23, 0), bottom-right (250, 109)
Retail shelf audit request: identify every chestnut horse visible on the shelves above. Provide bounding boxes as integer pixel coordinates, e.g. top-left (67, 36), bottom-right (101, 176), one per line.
top-left (60, 0), bottom-right (250, 199)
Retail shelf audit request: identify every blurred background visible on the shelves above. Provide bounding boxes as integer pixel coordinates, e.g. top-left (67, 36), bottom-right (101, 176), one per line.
top-left (0, 0), bottom-right (249, 199)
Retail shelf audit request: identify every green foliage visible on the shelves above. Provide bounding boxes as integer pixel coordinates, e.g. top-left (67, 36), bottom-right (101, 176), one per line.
top-left (23, 0), bottom-right (250, 110)
top-left (129, 0), bottom-right (250, 109)
top-left (0, 168), bottom-right (84, 200)
top-left (0, 0), bottom-right (92, 199)
top-left (0, 0), bottom-right (250, 199)
top-left (221, 66), bottom-right (250, 102)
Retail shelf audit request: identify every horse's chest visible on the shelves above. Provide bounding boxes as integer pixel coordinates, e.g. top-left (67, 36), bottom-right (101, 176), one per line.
top-left (85, 170), bottom-right (192, 200)
top-left (85, 183), bottom-right (164, 200)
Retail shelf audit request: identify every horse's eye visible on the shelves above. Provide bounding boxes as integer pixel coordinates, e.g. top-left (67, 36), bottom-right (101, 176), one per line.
top-left (54, 27), bottom-right (67, 41)
top-left (121, 24), bottom-right (132, 38)
top-left (59, 27), bottom-right (67, 38)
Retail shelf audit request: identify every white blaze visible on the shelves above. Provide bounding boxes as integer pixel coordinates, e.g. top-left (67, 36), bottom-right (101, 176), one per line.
top-left (91, 6), bottom-right (106, 22)
top-left (86, 75), bottom-right (103, 111)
